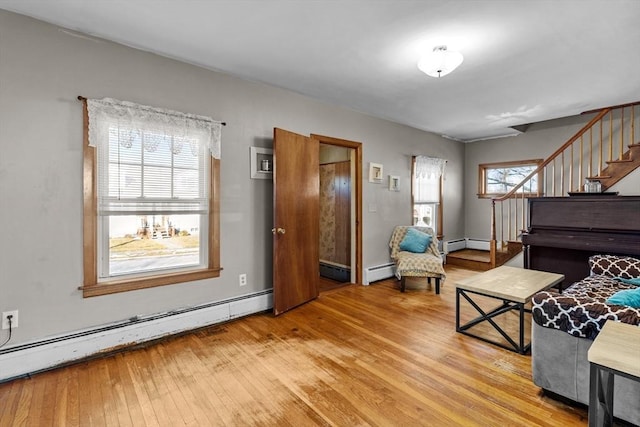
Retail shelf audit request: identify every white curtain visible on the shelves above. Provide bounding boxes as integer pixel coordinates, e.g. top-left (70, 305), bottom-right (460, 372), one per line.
top-left (87, 98), bottom-right (222, 159)
top-left (415, 156), bottom-right (446, 179)
top-left (86, 98), bottom-right (222, 215)
top-left (414, 156), bottom-right (446, 204)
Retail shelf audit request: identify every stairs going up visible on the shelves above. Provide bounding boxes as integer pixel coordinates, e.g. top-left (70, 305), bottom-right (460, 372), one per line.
top-left (447, 240), bottom-right (522, 271)
top-left (589, 143), bottom-right (640, 189)
top-left (446, 249), bottom-right (491, 271)
top-left (489, 102), bottom-right (640, 270)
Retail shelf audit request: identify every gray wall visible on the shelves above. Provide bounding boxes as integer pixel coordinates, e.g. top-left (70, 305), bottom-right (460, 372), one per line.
top-left (463, 114), bottom-right (640, 240)
top-left (0, 10), bottom-right (465, 345)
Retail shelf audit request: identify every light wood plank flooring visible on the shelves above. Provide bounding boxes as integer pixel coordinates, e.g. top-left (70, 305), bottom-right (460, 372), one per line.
top-left (0, 266), bottom-right (589, 426)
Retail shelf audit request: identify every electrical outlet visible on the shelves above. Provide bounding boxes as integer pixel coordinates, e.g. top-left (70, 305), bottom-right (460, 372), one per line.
top-left (2, 310), bottom-right (18, 330)
top-left (239, 273), bottom-right (247, 286)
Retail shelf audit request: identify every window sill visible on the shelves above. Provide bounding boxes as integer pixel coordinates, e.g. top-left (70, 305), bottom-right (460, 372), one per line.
top-left (81, 268), bottom-right (222, 297)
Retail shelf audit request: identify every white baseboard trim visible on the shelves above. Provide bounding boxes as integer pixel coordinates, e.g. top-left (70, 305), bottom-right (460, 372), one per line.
top-left (0, 290), bottom-right (273, 382)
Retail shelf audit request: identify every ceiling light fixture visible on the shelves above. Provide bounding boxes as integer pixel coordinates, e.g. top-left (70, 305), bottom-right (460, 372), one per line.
top-left (417, 45), bottom-right (464, 78)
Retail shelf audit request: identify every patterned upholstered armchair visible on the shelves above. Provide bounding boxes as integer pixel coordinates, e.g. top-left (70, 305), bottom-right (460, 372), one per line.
top-left (389, 226), bottom-right (446, 293)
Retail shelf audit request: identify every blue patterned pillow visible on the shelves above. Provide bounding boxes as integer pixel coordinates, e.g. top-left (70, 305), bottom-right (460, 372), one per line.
top-left (607, 287), bottom-right (640, 308)
top-left (399, 228), bottom-right (432, 253)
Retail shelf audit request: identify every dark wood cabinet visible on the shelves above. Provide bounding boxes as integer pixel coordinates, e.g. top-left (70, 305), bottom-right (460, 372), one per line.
top-left (522, 196), bottom-right (640, 288)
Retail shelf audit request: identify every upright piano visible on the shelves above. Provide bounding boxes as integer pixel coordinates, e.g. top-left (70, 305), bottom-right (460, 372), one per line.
top-left (522, 195), bottom-right (640, 288)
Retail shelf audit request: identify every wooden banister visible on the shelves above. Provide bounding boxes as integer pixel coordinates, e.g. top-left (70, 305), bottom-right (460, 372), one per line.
top-left (488, 100), bottom-right (640, 268)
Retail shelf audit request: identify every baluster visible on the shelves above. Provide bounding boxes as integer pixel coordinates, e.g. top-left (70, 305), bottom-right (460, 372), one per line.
top-left (491, 199), bottom-right (496, 242)
top-left (560, 151), bottom-right (565, 195)
top-left (551, 158), bottom-right (556, 196)
top-left (569, 140), bottom-right (573, 192)
top-left (609, 110), bottom-right (613, 162)
top-left (620, 107), bottom-right (624, 160)
top-left (579, 134), bottom-right (584, 191)
top-left (507, 198), bottom-right (512, 242)
top-left (589, 126), bottom-right (593, 178)
top-left (521, 193), bottom-right (525, 239)
top-left (599, 119), bottom-right (603, 176)
top-left (500, 202), bottom-right (504, 244)
top-left (632, 105), bottom-right (635, 146)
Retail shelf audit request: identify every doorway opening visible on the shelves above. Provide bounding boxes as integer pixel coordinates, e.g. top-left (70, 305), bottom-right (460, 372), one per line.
top-left (313, 135), bottom-right (362, 292)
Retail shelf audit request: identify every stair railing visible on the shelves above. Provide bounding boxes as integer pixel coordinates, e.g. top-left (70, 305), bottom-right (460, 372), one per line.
top-left (489, 101), bottom-right (639, 268)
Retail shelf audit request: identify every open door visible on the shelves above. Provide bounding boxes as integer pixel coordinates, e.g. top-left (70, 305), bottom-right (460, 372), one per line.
top-left (273, 128), bottom-right (320, 315)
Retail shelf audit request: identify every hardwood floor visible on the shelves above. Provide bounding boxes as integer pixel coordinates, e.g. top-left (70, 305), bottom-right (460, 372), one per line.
top-left (0, 266), bottom-right (589, 426)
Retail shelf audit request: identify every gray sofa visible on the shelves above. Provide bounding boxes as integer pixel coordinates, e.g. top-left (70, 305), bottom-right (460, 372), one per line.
top-left (531, 254), bottom-right (640, 425)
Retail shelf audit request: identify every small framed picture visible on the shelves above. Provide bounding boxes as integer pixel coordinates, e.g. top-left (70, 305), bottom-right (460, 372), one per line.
top-left (250, 146), bottom-right (273, 179)
top-left (369, 163), bottom-right (383, 183)
top-left (389, 175), bottom-right (400, 191)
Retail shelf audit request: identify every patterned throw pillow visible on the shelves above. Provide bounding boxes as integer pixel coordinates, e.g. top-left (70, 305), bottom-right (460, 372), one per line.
top-left (399, 228), bottom-right (432, 253)
top-left (589, 255), bottom-right (640, 280)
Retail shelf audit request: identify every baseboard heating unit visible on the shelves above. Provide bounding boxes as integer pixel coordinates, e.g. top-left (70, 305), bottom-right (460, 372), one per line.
top-left (0, 289), bottom-right (273, 383)
top-left (320, 260), bottom-right (350, 282)
top-left (364, 263), bottom-right (396, 285)
top-left (443, 239), bottom-right (466, 253)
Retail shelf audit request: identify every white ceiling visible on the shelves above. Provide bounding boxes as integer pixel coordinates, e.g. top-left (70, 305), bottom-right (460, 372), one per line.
top-left (1, 0), bottom-right (639, 142)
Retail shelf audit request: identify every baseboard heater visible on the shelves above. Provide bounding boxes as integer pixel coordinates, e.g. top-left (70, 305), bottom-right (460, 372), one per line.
top-left (320, 260), bottom-right (350, 282)
top-left (444, 238), bottom-right (490, 253)
top-left (0, 289), bottom-right (273, 383)
top-left (443, 239), bottom-right (466, 253)
top-left (466, 239), bottom-right (490, 251)
top-left (364, 263), bottom-right (396, 285)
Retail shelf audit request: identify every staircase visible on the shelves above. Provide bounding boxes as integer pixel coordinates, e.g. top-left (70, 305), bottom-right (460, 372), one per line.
top-left (486, 101), bottom-right (640, 269)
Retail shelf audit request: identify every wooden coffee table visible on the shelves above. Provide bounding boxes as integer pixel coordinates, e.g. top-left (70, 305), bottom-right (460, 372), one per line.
top-left (588, 321), bottom-right (640, 426)
top-left (455, 266), bottom-right (564, 354)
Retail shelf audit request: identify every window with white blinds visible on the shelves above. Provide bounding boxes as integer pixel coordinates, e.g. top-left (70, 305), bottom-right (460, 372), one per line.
top-left (82, 98), bottom-right (222, 294)
top-left (412, 156), bottom-right (445, 236)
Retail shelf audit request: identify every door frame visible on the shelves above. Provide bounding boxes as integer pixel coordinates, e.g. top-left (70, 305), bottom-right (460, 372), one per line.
top-left (311, 134), bottom-right (363, 285)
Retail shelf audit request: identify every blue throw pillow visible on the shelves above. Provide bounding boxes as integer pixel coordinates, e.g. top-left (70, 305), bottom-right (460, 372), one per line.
top-left (399, 228), bottom-right (432, 253)
top-left (607, 287), bottom-right (640, 308)
top-left (616, 277), bottom-right (640, 286)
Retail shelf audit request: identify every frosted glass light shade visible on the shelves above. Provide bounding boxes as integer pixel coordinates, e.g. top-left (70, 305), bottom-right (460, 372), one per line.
top-left (417, 46), bottom-right (464, 78)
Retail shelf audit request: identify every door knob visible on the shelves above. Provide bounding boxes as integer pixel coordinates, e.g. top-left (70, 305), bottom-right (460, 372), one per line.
top-left (272, 227), bottom-right (286, 235)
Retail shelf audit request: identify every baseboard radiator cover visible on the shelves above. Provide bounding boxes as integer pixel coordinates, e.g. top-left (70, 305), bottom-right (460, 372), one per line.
top-left (364, 263), bottom-right (396, 285)
top-left (0, 290), bottom-right (273, 383)
top-left (466, 239), bottom-right (490, 251)
top-left (443, 239), bottom-right (466, 253)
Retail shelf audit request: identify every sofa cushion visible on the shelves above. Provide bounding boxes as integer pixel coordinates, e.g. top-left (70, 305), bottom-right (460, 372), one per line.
top-left (532, 275), bottom-right (640, 339)
top-left (589, 255), bottom-right (640, 279)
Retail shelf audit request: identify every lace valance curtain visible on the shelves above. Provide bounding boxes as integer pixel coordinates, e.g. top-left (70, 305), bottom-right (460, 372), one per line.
top-left (414, 156), bottom-right (446, 204)
top-left (86, 98), bottom-right (222, 159)
top-left (415, 156), bottom-right (446, 179)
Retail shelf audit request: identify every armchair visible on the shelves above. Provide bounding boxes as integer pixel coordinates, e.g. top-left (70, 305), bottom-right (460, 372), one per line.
top-left (389, 226), bottom-right (446, 293)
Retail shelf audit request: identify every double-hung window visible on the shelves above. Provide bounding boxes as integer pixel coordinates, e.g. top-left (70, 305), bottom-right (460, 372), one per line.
top-left (412, 156), bottom-right (445, 237)
top-left (82, 98), bottom-right (222, 297)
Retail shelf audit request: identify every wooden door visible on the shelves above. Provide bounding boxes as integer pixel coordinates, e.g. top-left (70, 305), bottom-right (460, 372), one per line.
top-left (273, 128), bottom-right (320, 315)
